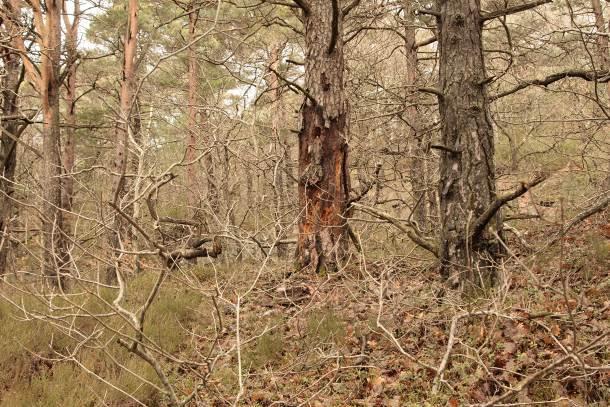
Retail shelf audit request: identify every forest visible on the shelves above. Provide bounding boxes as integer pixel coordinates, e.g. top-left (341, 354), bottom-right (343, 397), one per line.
top-left (0, 0), bottom-right (609, 405)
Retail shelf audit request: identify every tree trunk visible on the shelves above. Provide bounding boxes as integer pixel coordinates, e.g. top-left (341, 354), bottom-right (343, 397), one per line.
top-left (0, 9), bottom-right (22, 277)
top-left (62, 0), bottom-right (79, 215)
top-left (590, 0), bottom-right (610, 189)
top-left (403, 0), bottom-right (433, 231)
top-left (437, 0), bottom-right (502, 289)
top-left (40, 0), bottom-right (68, 287)
top-left (186, 1), bottom-right (201, 218)
top-left (268, 42), bottom-right (290, 257)
top-left (203, 111), bottom-right (218, 223)
top-left (296, 0), bottom-right (350, 272)
top-left (109, 0), bottom-right (138, 282)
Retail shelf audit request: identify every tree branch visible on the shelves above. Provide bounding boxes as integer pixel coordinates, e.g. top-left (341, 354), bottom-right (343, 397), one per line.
top-left (418, 87), bottom-right (444, 99)
top-left (481, 0), bottom-right (552, 21)
top-left (351, 203), bottom-right (439, 257)
top-left (342, 0), bottom-right (361, 17)
top-left (328, 0), bottom-right (339, 54)
top-left (416, 9), bottom-right (440, 18)
top-left (292, 0), bottom-right (310, 15)
top-left (545, 193), bottom-right (610, 247)
top-left (268, 66), bottom-right (318, 106)
top-left (471, 174), bottom-right (548, 240)
top-left (415, 35), bottom-right (437, 49)
top-left (490, 69), bottom-right (610, 100)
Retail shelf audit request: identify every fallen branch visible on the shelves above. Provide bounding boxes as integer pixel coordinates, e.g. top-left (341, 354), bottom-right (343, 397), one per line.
top-left (165, 237), bottom-right (222, 270)
top-left (109, 202), bottom-right (221, 270)
top-left (432, 312), bottom-right (461, 394)
top-left (545, 193), bottom-right (610, 247)
top-left (476, 332), bottom-right (608, 406)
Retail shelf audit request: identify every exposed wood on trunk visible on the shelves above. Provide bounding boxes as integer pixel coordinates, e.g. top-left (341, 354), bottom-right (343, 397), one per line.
top-left (296, 0), bottom-right (350, 272)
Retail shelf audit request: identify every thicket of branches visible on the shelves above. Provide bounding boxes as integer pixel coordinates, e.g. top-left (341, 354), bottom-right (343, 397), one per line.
top-left (0, 0), bottom-right (608, 405)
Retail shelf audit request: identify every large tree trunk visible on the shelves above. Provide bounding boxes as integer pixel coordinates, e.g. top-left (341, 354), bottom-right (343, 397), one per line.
top-left (109, 0), bottom-right (138, 282)
top-left (590, 0), bottom-right (610, 189)
top-left (39, 0), bottom-right (68, 287)
top-left (437, 0), bottom-right (502, 289)
top-left (0, 9), bottom-right (22, 277)
top-left (296, 0), bottom-right (350, 272)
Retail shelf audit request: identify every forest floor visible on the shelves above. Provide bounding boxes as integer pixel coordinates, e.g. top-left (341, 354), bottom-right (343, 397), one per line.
top-left (190, 211), bottom-right (610, 406)
top-left (0, 209), bottom-right (608, 406)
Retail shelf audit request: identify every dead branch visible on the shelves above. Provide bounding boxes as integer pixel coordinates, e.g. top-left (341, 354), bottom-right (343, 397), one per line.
top-left (490, 69), bottom-right (610, 100)
top-left (545, 193), bottom-right (610, 247)
top-left (477, 332), bottom-right (608, 406)
top-left (350, 202), bottom-right (439, 257)
top-left (481, 0), bottom-right (552, 21)
top-left (471, 173), bottom-right (548, 241)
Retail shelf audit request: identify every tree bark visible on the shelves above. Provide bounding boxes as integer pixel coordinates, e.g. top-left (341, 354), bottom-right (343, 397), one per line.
top-left (109, 0), bottom-right (138, 282)
top-left (38, 0), bottom-right (68, 287)
top-left (268, 42), bottom-right (291, 257)
top-left (403, 0), bottom-right (433, 231)
top-left (296, 0), bottom-right (350, 272)
top-left (62, 0), bottom-right (79, 215)
top-left (0, 3), bottom-right (22, 277)
top-left (436, 0), bottom-right (502, 289)
top-left (590, 0), bottom-right (610, 189)
top-left (186, 1), bottom-right (201, 218)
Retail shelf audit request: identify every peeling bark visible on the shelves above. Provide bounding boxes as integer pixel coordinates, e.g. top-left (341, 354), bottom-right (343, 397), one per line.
top-left (296, 0), bottom-right (350, 272)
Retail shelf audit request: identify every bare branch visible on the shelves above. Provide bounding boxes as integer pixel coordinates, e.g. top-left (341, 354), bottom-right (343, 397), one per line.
top-left (328, 0), bottom-right (339, 54)
top-left (482, 0), bottom-right (553, 21)
top-left (418, 86), bottom-right (444, 99)
top-left (350, 203), bottom-right (439, 257)
top-left (491, 69), bottom-right (610, 100)
top-left (471, 173), bottom-right (548, 240)
top-left (342, 0), bottom-right (361, 17)
top-left (292, 0), bottom-right (310, 14)
top-left (415, 35), bottom-right (437, 48)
